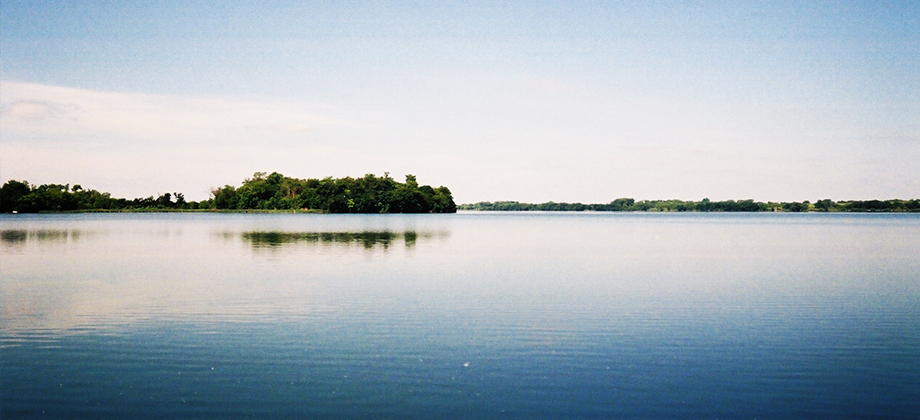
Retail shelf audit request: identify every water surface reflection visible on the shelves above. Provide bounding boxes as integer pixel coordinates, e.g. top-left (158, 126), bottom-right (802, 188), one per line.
top-left (239, 230), bottom-right (444, 249)
top-left (1, 229), bottom-right (92, 245)
top-left (2, 213), bottom-right (919, 419)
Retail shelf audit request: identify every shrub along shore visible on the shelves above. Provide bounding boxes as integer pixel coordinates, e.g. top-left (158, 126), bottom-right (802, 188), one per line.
top-left (1, 172), bottom-right (456, 214)
top-left (459, 198), bottom-right (920, 212)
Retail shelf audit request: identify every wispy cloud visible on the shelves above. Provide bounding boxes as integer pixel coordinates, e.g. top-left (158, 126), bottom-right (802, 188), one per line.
top-left (3, 100), bottom-right (81, 121)
top-left (1, 81), bottom-right (342, 143)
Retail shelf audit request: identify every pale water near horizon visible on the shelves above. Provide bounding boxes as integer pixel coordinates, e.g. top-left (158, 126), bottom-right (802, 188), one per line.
top-left (2, 212), bottom-right (918, 418)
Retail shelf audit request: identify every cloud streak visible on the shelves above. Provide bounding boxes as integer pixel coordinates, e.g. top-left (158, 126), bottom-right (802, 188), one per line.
top-left (3, 100), bottom-right (80, 121)
top-left (1, 81), bottom-right (341, 143)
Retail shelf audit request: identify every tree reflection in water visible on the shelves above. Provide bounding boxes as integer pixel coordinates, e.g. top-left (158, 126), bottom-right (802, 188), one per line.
top-left (1, 229), bottom-right (90, 245)
top-left (240, 230), bottom-right (434, 249)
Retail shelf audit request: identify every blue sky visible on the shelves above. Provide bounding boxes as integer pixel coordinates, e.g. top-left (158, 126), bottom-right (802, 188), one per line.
top-left (2, 1), bottom-right (918, 202)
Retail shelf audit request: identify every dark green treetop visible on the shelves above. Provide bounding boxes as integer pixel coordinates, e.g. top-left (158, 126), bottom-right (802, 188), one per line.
top-left (210, 172), bottom-right (456, 213)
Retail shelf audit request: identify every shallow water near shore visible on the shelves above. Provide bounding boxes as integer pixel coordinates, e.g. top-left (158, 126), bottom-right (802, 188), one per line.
top-left (2, 212), bottom-right (919, 418)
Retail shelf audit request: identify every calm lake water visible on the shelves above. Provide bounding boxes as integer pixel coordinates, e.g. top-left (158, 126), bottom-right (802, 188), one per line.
top-left (2, 212), bottom-right (919, 419)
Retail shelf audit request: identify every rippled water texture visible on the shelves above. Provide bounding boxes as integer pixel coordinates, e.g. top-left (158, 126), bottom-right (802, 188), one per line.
top-left (2, 212), bottom-right (919, 419)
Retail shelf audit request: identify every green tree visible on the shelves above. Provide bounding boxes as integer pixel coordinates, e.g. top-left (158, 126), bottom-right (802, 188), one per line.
top-left (1, 180), bottom-right (31, 212)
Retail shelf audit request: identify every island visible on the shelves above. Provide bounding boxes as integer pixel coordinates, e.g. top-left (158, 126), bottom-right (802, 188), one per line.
top-left (0, 172), bottom-right (457, 214)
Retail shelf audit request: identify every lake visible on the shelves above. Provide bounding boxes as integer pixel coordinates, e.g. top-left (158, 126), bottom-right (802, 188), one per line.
top-left (2, 212), bottom-right (918, 419)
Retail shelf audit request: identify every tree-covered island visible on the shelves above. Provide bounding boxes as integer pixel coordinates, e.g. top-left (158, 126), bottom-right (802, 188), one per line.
top-left (211, 172), bottom-right (456, 213)
top-left (0, 172), bottom-right (457, 213)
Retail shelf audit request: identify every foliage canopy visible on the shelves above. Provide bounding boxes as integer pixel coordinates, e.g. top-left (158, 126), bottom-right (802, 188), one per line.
top-left (210, 172), bottom-right (456, 213)
top-left (1, 172), bottom-right (457, 214)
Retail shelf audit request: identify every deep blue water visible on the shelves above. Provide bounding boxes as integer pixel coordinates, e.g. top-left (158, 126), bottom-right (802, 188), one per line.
top-left (2, 212), bottom-right (919, 419)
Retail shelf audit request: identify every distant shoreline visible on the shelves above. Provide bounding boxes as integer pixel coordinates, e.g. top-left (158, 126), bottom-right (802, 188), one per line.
top-left (458, 199), bottom-right (920, 213)
top-left (5, 202), bottom-right (919, 214)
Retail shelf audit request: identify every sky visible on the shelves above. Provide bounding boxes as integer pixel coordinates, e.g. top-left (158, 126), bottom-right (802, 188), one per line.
top-left (2, 0), bottom-right (918, 203)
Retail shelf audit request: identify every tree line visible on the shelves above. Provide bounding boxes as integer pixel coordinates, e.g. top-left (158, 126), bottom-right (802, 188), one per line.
top-left (0, 172), bottom-right (457, 213)
top-left (459, 198), bottom-right (920, 212)
top-left (4, 175), bottom-right (917, 213)
top-left (0, 180), bottom-right (193, 213)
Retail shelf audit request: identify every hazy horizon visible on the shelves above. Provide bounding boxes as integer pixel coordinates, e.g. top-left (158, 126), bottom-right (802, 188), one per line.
top-left (2, 1), bottom-right (918, 203)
